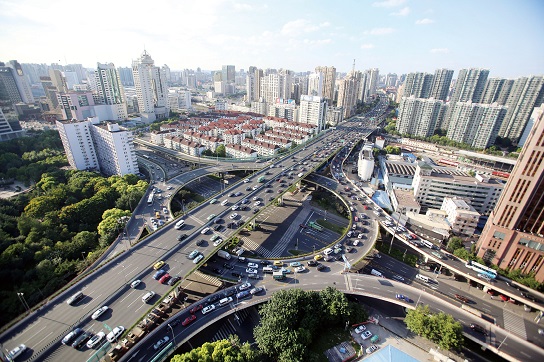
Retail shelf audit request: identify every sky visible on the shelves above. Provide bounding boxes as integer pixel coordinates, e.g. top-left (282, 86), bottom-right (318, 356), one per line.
top-left (1, 0), bottom-right (543, 78)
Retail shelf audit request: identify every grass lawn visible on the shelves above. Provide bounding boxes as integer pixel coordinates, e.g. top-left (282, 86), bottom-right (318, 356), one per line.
top-left (307, 326), bottom-right (353, 361)
top-left (316, 218), bottom-right (346, 235)
top-left (288, 249), bottom-right (307, 256)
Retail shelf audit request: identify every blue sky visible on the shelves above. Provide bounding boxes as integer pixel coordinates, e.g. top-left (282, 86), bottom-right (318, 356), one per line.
top-left (1, 0), bottom-right (543, 78)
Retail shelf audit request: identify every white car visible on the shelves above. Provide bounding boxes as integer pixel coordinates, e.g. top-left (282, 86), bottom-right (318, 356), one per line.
top-left (231, 204), bottom-right (239, 211)
top-left (213, 238), bottom-right (223, 247)
top-left (366, 345), bottom-right (379, 354)
top-left (202, 304), bottom-right (216, 315)
top-left (153, 335), bottom-right (170, 350)
top-left (246, 268), bottom-right (257, 273)
top-left (106, 326), bottom-right (125, 342)
top-left (354, 325), bottom-right (366, 334)
top-left (252, 196), bottom-right (259, 201)
top-left (201, 227), bottom-right (210, 234)
top-left (162, 207), bottom-right (168, 214)
top-left (238, 282), bottom-right (252, 291)
top-left (230, 213), bottom-right (238, 219)
top-left (91, 305), bottom-right (109, 320)
top-left (294, 266), bottom-right (306, 273)
top-left (247, 262), bottom-right (259, 269)
top-left (243, 179), bottom-right (250, 183)
top-left (130, 279), bottom-right (141, 288)
top-left (254, 201), bottom-right (261, 206)
top-left (7, 344), bottom-right (26, 360)
top-left (250, 287), bottom-right (263, 295)
top-left (361, 331), bottom-right (373, 340)
top-left (252, 185), bottom-right (259, 190)
top-left (86, 332), bottom-right (105, 349)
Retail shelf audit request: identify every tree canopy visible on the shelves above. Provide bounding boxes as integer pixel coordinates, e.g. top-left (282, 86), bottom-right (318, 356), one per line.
top-left (405, 305), bottom-right (464, 350)
top-left (171, 336), bottom-right (260, 362)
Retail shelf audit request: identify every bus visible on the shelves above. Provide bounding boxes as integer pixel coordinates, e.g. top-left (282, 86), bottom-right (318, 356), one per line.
top-left (438, 158), bottom-right (459, 167)
top-left (147, 193), bottom-right (154, 206)
top-left (258, 176), bottom-right (266, 183)
top-left (308, 221), bottom-right (323, 232)
top-left (465, 260), bottom-right (497, 280)
top-left (273, 271), bottom-right (285, 280)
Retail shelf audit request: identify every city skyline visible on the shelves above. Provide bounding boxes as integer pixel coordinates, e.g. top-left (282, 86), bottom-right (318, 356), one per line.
top-left (2, 0), bottom-right (543, 77)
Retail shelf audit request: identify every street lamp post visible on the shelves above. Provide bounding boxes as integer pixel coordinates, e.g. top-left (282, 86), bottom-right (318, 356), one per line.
top-left (17, 292), bottom-right (30, 312)
top-left (168, 323), bottom-right (176, 346)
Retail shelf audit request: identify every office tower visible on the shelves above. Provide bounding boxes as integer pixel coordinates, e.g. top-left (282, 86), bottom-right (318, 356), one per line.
top-left (441, 68), bottom-right (489, 130)
top-left (6, 61), bottom-right (34, 103)
top-left (314, 66), bottom-right (336, 101)
top-left (498, 75), bottom-right (544, 142)
top-left (0, 108), bottom-right (24, 141)
top-left (476, 108), bottom-right (544, 281)
top-left (222, 65), bottom-right (235, 84)
top-left (132, 50), bottom-right (169, 122)
top-left (299, 95), bottom-right (327, 131)
top-left (446, 101), bottom-right (507, 149)
top-left (337, 71), bottom-right (361, 118)
top-left (308, 72), bottom-right (323, 97)
top-left (117, 67), bottom-right (135, 86)
top-left (396, 96), bottom-right (443, 137)
top-left (367, 68), bottom-right (380, 97)
top-left (386, 73), bottom-right (398, 88)
top-left (40, 76), bottom-right (59, 109)
top-left (95, 63), bottom-right (128, 120)
top-left (481, 78), bottom-right (514, 105)
top-left (49, 68), bottom-right (68, 94)
top-left (429, 68), bottom-right (454, 101)
top-left (402, 72), bottom-right (433, 99)
top-left (56, 118), bottom-right (139, 176)
top-left (57, 91), bottom-right (96, 120)
top-left (0, 61), bottom-right (34, 105)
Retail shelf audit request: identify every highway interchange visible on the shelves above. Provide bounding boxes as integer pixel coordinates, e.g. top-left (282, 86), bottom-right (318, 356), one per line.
top-left (2, 96), bottom-right (544, 362)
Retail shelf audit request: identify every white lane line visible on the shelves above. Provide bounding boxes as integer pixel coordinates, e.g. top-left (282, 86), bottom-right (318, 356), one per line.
top-left (28, 325), bottom-right (47, 340)
top-left (34, 331), bottom-right (54, 346)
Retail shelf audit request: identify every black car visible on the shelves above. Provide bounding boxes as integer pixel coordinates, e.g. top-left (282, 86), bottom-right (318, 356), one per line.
top-left (196, 239), bottom-right (204, 246)
top-left (223, 263), bottom-right (234, 269)
top-left (317, 263), bottom-right (325, 271)
top-left (168, 276), bottom-right (181, 285)
top-left (253, 208), bottom-right (259, 214)
top-left (207, 294), bottom-right (220, 304)
top-left (177, 234), bottom-right (188, 241)
top-left (225, 288), bottom-right (236, 296)
top-left (170, 318), bottom-right (182, 327)
top-left (229, 193), bottom-right (235, 197)
top-left (470, 323), bottom-right (487, 335)
top-left (212, 268), bottom-right (222, 274)
top-left (307, 260), bottom-right (318, 266)
top-left (231, 272), bottom-right (242, 278)
top-left (213, 224), bottom-right (221, 231)
top-left (260, 260), bottom-right (269, 265)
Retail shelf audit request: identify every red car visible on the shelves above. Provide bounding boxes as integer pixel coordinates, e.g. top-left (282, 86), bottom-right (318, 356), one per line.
top-left (190, 304), bottom-right (203, 314)
top-left (159, 273), bottom-right (170, 284)
top-left (363, 205), bottom-right (369, 210)
top-left (182, 314), bottom-right (196, 326)
top-left (499, 294), bottom-right (509, 301)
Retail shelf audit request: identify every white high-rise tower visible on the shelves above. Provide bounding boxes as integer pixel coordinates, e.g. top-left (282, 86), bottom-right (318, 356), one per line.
top-left (132, 50), bottom-right (169, 123)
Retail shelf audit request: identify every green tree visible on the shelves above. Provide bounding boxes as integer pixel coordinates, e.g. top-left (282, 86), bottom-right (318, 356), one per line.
top-left (171, 338), bottom-right (259, 362)
top-left (446, 237), bottom-right (464, 253)
top-left (405, 305), bottom-right (463, 350)
top-left (216, 144), bottom-right (226, 158)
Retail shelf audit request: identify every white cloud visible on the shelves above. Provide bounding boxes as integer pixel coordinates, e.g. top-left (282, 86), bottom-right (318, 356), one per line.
top-left (364, 27), bottom-right (395, 35)
top-left (281, 19), bottom-right (329, 36)
top-left (361, 43), bottom-right (375, 49)
top-left (304, 38), bottom-right (332, 46)
top-left (430, 48), bottom-right (449, 54)
top-left (390, 6), bottom-right (410, 16)
top-left (232, 2), bottom-right (268, 12)
top-left (373, 0), bottom-right (406, 7)
top-left (416, 18), bottom-right (435, 25)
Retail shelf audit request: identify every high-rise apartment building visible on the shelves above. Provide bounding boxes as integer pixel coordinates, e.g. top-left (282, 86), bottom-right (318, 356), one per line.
top-left (246, 66), bottom-right (263, 103)
top-left (117, 67), bottom-right (135, 86)
top-left (314, 66), bottom-right (336, 101)
top-left (429, 68), bottom-right (454, 101)
top-left (299, 95), bottom-right (327, 131)
top-left (396, 96), bottom-right (443, 137)
top-left (367, 68), bottom-right (380, 98)
top-left (498, 75), bottom-right (544, 142)
top-left (476, 108), bottom-right (544, 281)
top-left (95, 63), bottom-right (128, 120)
top-left (403, 72), bottom-right (433, 99)
top-left (446, 101), bottom-right (507, 149)
top-left (222, 65), bottom-right (235, 84)
top-left (0, 108), bottom-right (25, 141)
top-left (132, 50), bottom-right (169, 123)
top-left (481, 78), bottom-right (514, 105)
top-left (385, 73), bottom-right (398, 88)
top-left (260, 70), bottom-right (293, 105)
top-left (308, 72), bottom-right (323, 97)
top-left (337, 71), bottom-right (361, 118)
top-left (56, 118), bottom-right (139, 176)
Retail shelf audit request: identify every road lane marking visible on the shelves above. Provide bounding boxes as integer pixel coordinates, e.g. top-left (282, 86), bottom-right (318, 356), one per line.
top-left (34, 331), bottom-right (53, 346)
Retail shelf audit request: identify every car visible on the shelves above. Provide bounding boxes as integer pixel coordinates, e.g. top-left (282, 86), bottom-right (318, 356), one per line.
top-left (354, 325), bottom-right (366, 333)
top-left (231, 204), bottom-right (239, 211)
top-left (470, 323), bottom-right (487, 335)
top-left (188, 250), bottom-right (200, 259)
top-left (206, 214), bottom-right (216, 221)
top-left (241, 198), bottom-right (249, 204)
top-left (207, 295), bottom-right (220, 304)
top-left (395, 294), bottom-right (412, 302)
top-left (245, 186), bottom-right (252, 191)
top-left (228, 193), bottom-right (235, 197)
top-left (7, 344), bottom-right (27, 360)
top-left (130, 279), bottom-right (141, 288)
top-left (314, 254), bottom-right (323, 261)
top-left (478, 273), bottom-right (491, 281)
top-left (193, 254), bottom-right (204, 263)
top-left (307, 260), bottom-right (318, 266)
top-left (153, 260), bottom-right (165, 270)
top-left (91, 305), bottom-right (109, 320)
top-left (243, 179), bottom-right (250, 183)
top-left (252, 185), bottom-right (259, 190)
top-left (213, 238), bottom-right (223, 247)
top-left (209, 199), bottom-right (218, 204)
top-left (159, 273), bottom-right (171, 284)
top-left (142, 291), bottom-right (156, 303)
top-left (234, 191), bottom-right (242, 196)
top-left (317, 263), bottom-right (326, 271)
top-left (361, 331), bottom-right (373, 340)
top-left (196, 239), bottom-right (204, 246)
top-left (254, 200), bottom-right (261, 206)
top-left (281, 268), bottom-right (292, 274)
top-left (106, 326), bottom-right (125, 342)
top-left (294, 266), bottom-right (306, 273)
top-left (72, 331), bottom-right (91, 349)
top-left (248, 262), bottom-right (259, 269)
top-left (366, 345), bottom-right (379, 354)
top-left (202, 304), bottom-right (216, 315)
top-left (246, 268), bottom-right (257, 273)
top-left (252, 196), bottom-right (259, 201)
top-left (201, 227), bottom-right (210, 234)
top-left (86, 331), bottom-right (105, 349)
top-left (153, 269), bottom-right (166, 280)
top-left (260, 260), bottom-right (270, 265)
top-left (455, 294), bottom-right (470, 303)
top-left (250, 287), bottom-right (264, 295)
top-left (230, 213), bottom-right (238, 219)
top-left (177, 233), bottom-right (188, 241)
top-left (289, 261), bottom-right (302, 267)
top-left (238, 282), bottom-right (252, 291)
top-left (253, 208), bottom-right (259, 214)
top-left (168, 276), bottom-right (181, 285)
top-left (182, 314), bottom-right (197, 326)
top-left (62, 328), bottom-right (83, 345)
top-left (224, 288), bottom-right (237, 297)
top-left (190, 304), bottom-right (203, 314)
top-left (236, 290), bottom-right (251, 299)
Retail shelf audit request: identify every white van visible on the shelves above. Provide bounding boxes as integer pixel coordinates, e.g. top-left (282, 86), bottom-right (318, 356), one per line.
top-left (219, 296), bottom-right (233, 306)
top-left (416, 274), bottom-right (430, 283)
top-left (66, 291), bottom-right (84, 305)
top-left (370, 269), bottom-right (383, 277)
top-left (142, 291), bottom-right (155, 303)
top-left (262, 266), bottom-right (274, 273)
top-left (221, 199), bottom-right (229, 206)
top-left (175, 220), bottom-right (185, 230)
top-left (323, 248), bottom-right (334, 256)
top-left (422, 240), bottom-right (435, 249)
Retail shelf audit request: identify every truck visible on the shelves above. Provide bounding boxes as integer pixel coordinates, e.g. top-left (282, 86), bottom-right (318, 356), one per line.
top-left (217, 250), bottom-right (231, 260)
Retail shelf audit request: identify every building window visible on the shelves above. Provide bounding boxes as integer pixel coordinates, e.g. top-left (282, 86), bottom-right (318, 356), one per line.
top-left (493, 231), bottom-right (505, 240)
